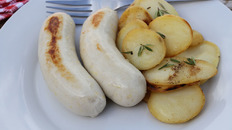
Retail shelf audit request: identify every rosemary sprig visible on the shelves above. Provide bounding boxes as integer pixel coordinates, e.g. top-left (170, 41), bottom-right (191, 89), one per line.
top-left (155, 7), bottom-right (169, 17)
top-left (144, 45), bottom-right (153, 51)
top-left (158, 2), bottom-right (166, 10)
top-left (157, 32), bottom-right (166, 39)
top-left (184, 57), bottom-right (196, 65)
top-left (158, 63), bottom-right (174, 70)
top-left (138, 44), bottom-right (153, 56)
top-left (122, 51), bottom-right (133, 55)
top-left (159, 8), bottom-right (169, 15)
top-left (138, 46), bottom-right (144, 56)
top-left (170, 58), bottom-right (180, 63)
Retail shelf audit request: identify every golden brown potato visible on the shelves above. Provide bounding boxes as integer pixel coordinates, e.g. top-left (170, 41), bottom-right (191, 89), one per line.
top-left (149, 15), bottom-right (193, 57)
top-left (148, 84), bottom-right (181, 93)
top-left (190, 30), bottom-right (204, 47)
top-left (148, 83), bottom-right (175, 93)
top-left (122, 28), bottom-right (166, 70)
top-left (176, 41), bottom-right (220, 68)
top-left (176, 41), bottom-right (220, 84)
top-left (147, 81), bottom-right (200, 92)
top-left (143, 57), bottom-right (217, 85)
top-left (148, 84), bottom-right (205, 124)
top-left (119, 6), bottom-right (152, 30)
top-left (131, 0), bottom-right (179, 19)
top-left (117, 19), bottom-right (149, 52)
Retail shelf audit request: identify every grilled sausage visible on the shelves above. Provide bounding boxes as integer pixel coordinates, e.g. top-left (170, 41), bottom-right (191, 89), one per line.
top-left (80, 8), bottom-right (146, 107)
top-left (38, 12), bottom-right (106, 117)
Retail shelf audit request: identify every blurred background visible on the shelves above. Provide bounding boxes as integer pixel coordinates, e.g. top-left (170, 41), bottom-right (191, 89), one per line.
top-left (221, 0), bottom-right (232, 9)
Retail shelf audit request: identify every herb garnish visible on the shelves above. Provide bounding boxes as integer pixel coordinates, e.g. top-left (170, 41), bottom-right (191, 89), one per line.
top-left (158, 2), bottom-right (166, 10)
top-left (155, 8), bottom-right (169, 17)
top-left (158, 57), bottom-right (196, 70)
top-left (157, 32), bottom-right (166, 39)
top-left (155, 2), bottom-right (170, 18)
top-left (170, 58), bottom-right (180, 63)
top-left (158, 63), bottom-right (174, 70)
top-left (138, 44), bottom-right (153, 56)
top-left (184, 57), bottom-right (196, 65)
top-left (122, 51), bottom-right (133, 55)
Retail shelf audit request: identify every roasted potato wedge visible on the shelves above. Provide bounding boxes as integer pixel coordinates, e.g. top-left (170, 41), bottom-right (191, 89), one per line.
top-left (143, 57), bottom-right (217, 85)
top-left (148, 83), bottom-right (175, 93)
top-left (131, 0), bottom-right (179, 19)
top-left (122, 28), bottom-right (166, 70)
top-left (190, 30), bottom-right (204, 47)
top-left (176, 41), bottom-right (220, 68)
top-left (149, 15), bottom-right (193, 57)
top-left (147, 81), bottom-right (200, 92)
top-left (176, 41), bottom-right (220, 84)
top-left (119, 6), bottom-right (152, 30)
top-left (148, 84), bottom-right (181, 93)
top-left (148, 84), bottom-right (205, 124)
top-left (117, 19), bottom-right (149, 51)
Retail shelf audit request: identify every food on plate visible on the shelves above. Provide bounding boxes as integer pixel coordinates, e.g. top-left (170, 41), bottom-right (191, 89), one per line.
top-left (177, 41), bottom-right (220, 68)
top-left (176, 41), bottom-right (220, 84)
top-left (148, 84), bottom-right (205, 123)
top-left (148, 84), bottom-right (179, 93)
top-left (80, 8), bottom-right (146, 107)
top-left (38, 12), bottom-right (106, 117)
top-left (130, 0), bottom-right (179, 19)
top-left (149, 14), bottom-right (193, 57)
top-left (118, 6), bottom-right (152, 30)
top-left (116, 19), bottom-right (149, 52)
top-left (143, 57), bottom-right (217, 86)
top-left (190, 30), bottom-right (204, 47)
top-left (122, 28), bottom-right (166, 70)
top-left (38, 0), bottom-right (220, 123)
top-left (116, 0), bottom-right (220, 124)
top-left (147, 81), bottom-right (200, 92)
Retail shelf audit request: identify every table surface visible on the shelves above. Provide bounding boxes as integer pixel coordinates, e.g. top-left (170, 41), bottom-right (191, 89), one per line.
top-left (0, 0), bottom-right (231, 29)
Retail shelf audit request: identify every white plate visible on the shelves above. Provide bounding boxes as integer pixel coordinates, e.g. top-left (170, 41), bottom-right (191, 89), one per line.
top-left (1, 0), bottom-right (232, 130)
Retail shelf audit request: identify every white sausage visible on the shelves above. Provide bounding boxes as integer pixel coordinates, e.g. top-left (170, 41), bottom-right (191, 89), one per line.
top-left (80, 8), bottom-right (146, 107)
top-left (38, 12), bottom-right (106, 117)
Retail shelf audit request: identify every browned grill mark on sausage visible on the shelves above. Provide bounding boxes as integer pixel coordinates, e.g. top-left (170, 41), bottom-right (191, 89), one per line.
top-left (45, 16), bottom-right (74, 81)
top-left (92, 11), bottom-right (105, 27)
top-left (46, 17), bottom-right (60, 35)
